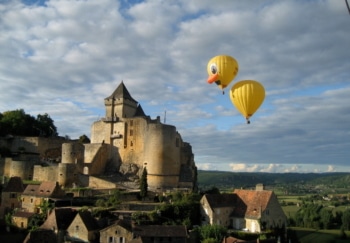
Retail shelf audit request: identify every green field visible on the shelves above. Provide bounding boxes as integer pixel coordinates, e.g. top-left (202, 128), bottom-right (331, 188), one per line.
top-left (291, 227), bottom-right (350, 243)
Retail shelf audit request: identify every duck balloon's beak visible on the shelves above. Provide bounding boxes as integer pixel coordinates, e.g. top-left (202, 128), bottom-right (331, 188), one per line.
top-left (207, 73), bottom-right (219, 84)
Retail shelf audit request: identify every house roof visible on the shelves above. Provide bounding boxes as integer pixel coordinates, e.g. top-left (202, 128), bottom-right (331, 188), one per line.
top-left (77, 211), bottom-right (100, 231)
top-left (133, 225), bottom-right (188, 238)
top-left (12, 211), bottom-right (35, 219)
top-left (203, 193), bottom-right (238, 209)
top-left (40, 208), bottom-right (77, 231)
top-left (22, 181), bottom-right (63, 198)
top-left (232, 189), bottom-right (273, 219)
top-left (100, 219), bottom-right (133, 233)
top-left (3, 176), bottom-right (24, 192)
top-left (105, 81), bottom-right (137, 103)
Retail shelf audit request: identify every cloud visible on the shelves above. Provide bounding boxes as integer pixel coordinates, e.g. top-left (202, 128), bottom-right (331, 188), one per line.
top-left (1, 0), bottom-right (349, 172)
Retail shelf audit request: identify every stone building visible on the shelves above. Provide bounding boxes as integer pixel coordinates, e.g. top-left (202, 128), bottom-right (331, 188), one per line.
top-left (1, 82), bottom-right (197, 192)
top-left (200, 184), bottom-right (287, 233)
top-left (90, 81), bottom-right (197, 191)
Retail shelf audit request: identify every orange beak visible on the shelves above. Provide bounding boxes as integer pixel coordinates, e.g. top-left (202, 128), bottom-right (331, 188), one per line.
top-left (207, 73), bottom-right (219, 84)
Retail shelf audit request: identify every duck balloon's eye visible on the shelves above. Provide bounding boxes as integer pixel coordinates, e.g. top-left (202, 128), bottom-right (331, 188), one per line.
top-left (210, 63), bottom-right (217, 74)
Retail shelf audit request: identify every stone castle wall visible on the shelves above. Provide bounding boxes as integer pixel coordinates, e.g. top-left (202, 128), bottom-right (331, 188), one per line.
top-left (0, 137), bottom-right (66, 156)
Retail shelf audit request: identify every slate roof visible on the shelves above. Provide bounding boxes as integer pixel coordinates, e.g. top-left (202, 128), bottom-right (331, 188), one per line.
top-left (100, 219), bottom-right (133, 233)
top-left (40, 208), bottom-right (77, 231)
top-left (2, 176), bottom-right (24, 192)
top-left (105, 81), bottom-right (137, 103)
top-left (78, 211), bottom-right (100, 231)
top-left (203, 193), bottom-right (238, 209)
top-left (134, 104), bottom-right (146, 117)
top-left (133, 225), bottom-right (188, 238)
top-left (232, 189), bottom-right (273, 219)
top-left (22, 181), bottom-right (63, 198)
top-left (12, 211), bottom-right (35, 219)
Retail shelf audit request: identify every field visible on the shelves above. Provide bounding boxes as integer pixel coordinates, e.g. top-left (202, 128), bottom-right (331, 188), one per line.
top-left (292, 227), bottom-right (350, 243)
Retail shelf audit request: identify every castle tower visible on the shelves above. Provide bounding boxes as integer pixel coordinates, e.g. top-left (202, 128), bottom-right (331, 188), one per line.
top-left (104, 81), bottom-right (138, 121)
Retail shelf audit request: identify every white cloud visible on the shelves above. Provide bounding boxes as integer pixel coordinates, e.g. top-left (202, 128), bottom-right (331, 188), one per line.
top-left (1, 0), bottom-right (350, 172)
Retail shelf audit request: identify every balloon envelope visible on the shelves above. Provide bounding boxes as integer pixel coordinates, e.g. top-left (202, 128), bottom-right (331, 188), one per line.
top-left (229, 80), bottom-right (265, 123)
top-left (207, 55), bottom-right (239, 91)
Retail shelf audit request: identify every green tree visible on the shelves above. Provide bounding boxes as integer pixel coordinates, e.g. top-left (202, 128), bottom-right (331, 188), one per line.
top-left (36, 113), bottom-right (57, 136)
top-left (140, 168), bottom-right (148, 199)
top-left (198, 224), bottom-right (227, 243)
top-left (95, 189), bottom-right (121, 208)
top-left (0, 109), bottom-right (58, 137)
top-left (342, 209), bottom-right (350, 230)
top-left (320, 208), bottom-right (333, 229)
top-left (79, 134), bottom-right (91, 143)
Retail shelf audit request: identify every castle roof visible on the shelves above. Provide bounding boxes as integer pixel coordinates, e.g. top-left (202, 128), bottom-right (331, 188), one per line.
top-left (134, 104), bottom-right (146, 117)
top-left (106, 81), bottom-right (137, 103)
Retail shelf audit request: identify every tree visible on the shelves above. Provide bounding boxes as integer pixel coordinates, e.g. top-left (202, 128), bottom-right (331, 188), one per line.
top-left (36, 113), bottom-right (57, 136)
top-left (0, 109), bottom-right (58, 137)
top-left (139, 168), bottom-right (148, 199)
top-left (79, 134), bottom-right (90, 144)
top-left (342, 209), bottom-right (350, 230)
top-left (198, 224), bottom-right (227, 243)
top-left (320, 208), bottom-right (333, 229)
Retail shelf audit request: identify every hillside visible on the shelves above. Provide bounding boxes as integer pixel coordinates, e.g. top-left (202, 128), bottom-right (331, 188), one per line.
top-left (197, 170), bottom-right (350, 191)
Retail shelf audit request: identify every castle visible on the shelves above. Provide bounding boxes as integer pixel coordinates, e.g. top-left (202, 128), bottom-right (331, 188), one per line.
top-left (0, 82), bottom-right (197, 191)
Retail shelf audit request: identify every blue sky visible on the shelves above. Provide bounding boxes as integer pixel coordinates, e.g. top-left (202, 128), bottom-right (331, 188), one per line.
top-left (1, 0), bottom-right (350, 173)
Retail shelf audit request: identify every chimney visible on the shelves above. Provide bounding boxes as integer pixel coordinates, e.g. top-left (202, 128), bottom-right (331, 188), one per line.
top-left (256, 183), bottom-right (264, 191)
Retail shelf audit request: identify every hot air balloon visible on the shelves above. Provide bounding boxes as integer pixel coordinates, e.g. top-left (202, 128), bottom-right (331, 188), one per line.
top-left (229, 80), bottom-right (265, 124)
top-left (207, 55), bottom-right (239, 94)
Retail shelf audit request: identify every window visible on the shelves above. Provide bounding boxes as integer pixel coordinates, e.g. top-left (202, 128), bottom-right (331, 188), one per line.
top-left (10, 193), bottom-right (16, 198)
top-left (129, 129), bottom-right (133, 136)
top-left (75, 225), bottom-right (79, 232)
top-left (108, 236), bottom-right (114, 243)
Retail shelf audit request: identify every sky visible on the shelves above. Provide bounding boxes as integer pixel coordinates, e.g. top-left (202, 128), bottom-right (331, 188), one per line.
top-left (1, 0), bottom-right (350, 173)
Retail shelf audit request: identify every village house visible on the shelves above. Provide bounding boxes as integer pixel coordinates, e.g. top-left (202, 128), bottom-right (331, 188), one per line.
top-left (99, 219), bottom-right (189, 243)
top-left (99, 219), bottom-right (134, 243)
top-left (23, 208), bottom-right (77, 243)
top-left (66, 210), bottom-right (100, 242)
top-left (21, 181), bottom-right (66, 213)
top-left (12, 211), bottom-right (35, 229)
top-left (200, 184), bottom-right (287, 233)
top-left (0, 176), bottom-right (25, 219)
top-left (200, 193), bottom-right (237, 226)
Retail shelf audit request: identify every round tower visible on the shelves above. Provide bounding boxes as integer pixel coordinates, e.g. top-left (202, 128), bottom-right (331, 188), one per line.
top-left (144, 123), bottom-right (181, 189)
top-left (61, 142), bottom-right (84, 164)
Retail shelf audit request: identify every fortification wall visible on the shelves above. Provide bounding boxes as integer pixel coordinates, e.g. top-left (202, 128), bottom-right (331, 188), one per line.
top-left (88, 176), bottom-right (117, 189)
top-left (57, 163), bottom-right (78, 188)
top-left (6, 159), bottom-right (36, 180)
top-left (83, 143), bottom-right (109, 175)
top-left (0, 137), bottom-right (66, 156)
top-left (91, 120), bottom-right (107, 144)
top-left (33, 164), bottom-right (58, 182)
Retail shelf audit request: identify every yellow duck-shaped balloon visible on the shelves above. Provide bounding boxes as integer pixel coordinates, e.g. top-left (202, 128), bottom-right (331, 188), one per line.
top-left (207, 55), bottom-right (239, 94)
